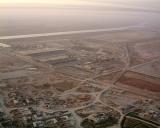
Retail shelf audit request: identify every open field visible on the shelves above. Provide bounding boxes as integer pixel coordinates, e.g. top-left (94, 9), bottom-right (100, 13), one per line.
top-left (117, 71), bottom-right (160, 92)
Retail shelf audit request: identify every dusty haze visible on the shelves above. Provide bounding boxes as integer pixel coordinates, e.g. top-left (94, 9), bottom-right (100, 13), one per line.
top-left (0, 0), bottom-right (160, 36)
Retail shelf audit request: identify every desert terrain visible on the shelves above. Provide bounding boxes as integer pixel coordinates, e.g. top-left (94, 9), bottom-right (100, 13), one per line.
top-left (0, 25), bottom-right (160, 128)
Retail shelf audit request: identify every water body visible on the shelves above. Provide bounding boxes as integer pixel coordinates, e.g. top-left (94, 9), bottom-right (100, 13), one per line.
top-left (0, 7), bottom-right (160, 36)
top-left (0, 43), bottom-right (10, 47)
top-left (0, 25), bottom-right (140, 39)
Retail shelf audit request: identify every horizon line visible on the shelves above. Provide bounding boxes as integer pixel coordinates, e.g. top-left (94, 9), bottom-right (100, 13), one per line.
top-left (0, 25), bottom-right (142, 40)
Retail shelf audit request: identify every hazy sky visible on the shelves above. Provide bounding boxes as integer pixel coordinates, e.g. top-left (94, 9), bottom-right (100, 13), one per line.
top-left (0, 0), bottom-right (160, 10)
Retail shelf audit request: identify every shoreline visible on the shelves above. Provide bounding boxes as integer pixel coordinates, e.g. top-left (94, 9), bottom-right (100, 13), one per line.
top-left (0, 25), bottom-right (141, 40)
